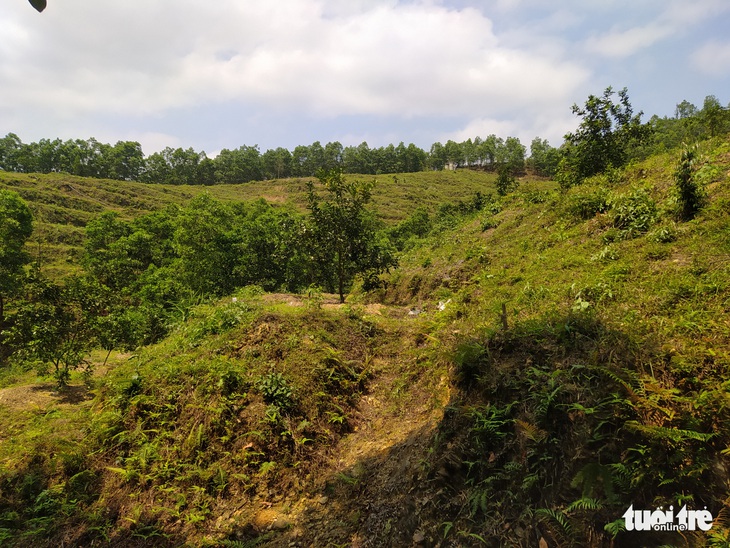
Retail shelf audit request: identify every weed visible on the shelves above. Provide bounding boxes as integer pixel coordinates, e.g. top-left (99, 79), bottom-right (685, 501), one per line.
top-left (256, 371), bottom-right (294, 410)
top-left (609, 186), bottom-right (658, 237)
top-left (563, 186), bottom-right (609, 220)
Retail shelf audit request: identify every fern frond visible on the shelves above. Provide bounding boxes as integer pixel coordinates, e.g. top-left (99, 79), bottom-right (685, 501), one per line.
top-left (566, 497), bottom-right (603, 512)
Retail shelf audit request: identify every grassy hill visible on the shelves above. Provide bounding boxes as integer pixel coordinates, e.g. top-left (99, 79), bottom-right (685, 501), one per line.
top-left (0, 169), bottom-right (498, 279)
top-left (1, 137), bottom-right (730, 546)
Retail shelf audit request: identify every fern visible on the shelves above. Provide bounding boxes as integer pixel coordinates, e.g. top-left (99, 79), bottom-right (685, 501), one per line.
top-left (468, 488), bottom-right (490, 517)
top-left (624, 421), bottom-right (715, 444)
top-left (603, 518), bottom-right (626, 538)
top-left (566, 497), bottom-right (603, 512)
top-left (536, 507), bottom-right (573, 538)
top-left (571, 462), bottom-right (616, 499)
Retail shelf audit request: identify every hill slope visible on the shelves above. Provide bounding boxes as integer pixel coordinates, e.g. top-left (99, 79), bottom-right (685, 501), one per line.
top-left (0, 170), bottom-right (498, 278)
top-left (1, 137), bottom-right (730, 546)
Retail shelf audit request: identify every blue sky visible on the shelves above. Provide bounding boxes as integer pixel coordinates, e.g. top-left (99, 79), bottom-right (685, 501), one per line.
top-left (1, 0), bottom-right (729, 156)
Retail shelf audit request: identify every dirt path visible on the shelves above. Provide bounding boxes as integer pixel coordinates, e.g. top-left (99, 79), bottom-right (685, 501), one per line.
top-left (233, 302), bottom-right (452, 546)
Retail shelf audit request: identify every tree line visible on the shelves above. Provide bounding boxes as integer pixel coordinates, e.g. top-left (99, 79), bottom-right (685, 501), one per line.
top-left (0, 133), bottom-right (534, 184)
top-left (1, 95), bottom-right (727, 186)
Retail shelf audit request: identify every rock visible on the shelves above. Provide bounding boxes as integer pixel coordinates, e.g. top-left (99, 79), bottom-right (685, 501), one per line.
top-left (271, 517), bottom-right (292, 531)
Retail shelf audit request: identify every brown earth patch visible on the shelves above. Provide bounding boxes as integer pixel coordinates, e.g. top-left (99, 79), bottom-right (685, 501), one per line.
top-left (0, 382), bottom-right (93, 410)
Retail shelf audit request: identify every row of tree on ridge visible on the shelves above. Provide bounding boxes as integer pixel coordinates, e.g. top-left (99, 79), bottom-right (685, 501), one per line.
top-left (0, 94), bottom-right (727, 186)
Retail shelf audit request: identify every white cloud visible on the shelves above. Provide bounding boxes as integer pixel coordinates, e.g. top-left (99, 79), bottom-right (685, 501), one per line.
top-left (0, 0), bottom-right (587, 123)
top-left (583, 0), bottom-right (730, 59)
top-left (584, 23), bottom-right (672, 58)
top-left (692, 41), bottom-right (730, 76)
top-left (3, 0), bottom-right (725, 154)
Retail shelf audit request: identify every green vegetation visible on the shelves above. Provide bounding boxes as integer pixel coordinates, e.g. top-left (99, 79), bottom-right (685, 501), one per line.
top-left (305, 170), bottom-right (396, 302)
top-left (1, 91), bottom-right (730, 546)
top-left (0, 191), bottom-right (33, 330)
top-left (557, 87), bottom-right (651, 188)
top-left (371, 134), bottom-right (730, 546)
top-left (673, 144), bottom-right (706, 221)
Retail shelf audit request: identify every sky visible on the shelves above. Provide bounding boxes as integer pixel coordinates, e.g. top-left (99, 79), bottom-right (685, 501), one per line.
top-left (1, 0), bottom-right (729, 157)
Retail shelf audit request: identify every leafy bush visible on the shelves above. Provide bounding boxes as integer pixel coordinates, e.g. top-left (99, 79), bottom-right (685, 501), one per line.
top-left (256, 371), bottom-right (294, 410)
top-left (495, 166), bottom-right (518, 196)
top-left (609, 187), bottom-right (657, 237)
top-left (648, 225), bottom-right (677, 243)
top-left (388, 207), bottom-right (432, 251)
top-left (563, 186), bottom-right (610, 220)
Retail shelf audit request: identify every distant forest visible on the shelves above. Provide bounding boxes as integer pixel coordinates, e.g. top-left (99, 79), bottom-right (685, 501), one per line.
top-left (0, 95), bottom-right (727, 185)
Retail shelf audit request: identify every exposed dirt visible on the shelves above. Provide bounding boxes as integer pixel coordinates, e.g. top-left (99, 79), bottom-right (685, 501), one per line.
top-left (0, 382), bottom-right (93, 410)
top-left (217, 304), bottom-right (453, 547)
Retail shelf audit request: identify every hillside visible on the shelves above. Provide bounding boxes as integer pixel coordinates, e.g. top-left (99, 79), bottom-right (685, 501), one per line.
top-left (0, 170), bottom-right (497, 279)
top-left (1, 136), bottom-right (730, 547)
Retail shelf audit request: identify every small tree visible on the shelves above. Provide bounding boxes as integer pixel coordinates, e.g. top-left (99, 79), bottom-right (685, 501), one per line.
top-left (9, 275), bottom-right (99, 386)
top-left (558, 87), bottom-right (650, 188)
top-left (0, 190), bottom-right (33, 329)
top-left (495, 165), bottom-right (518, 196)
top-left (674, 144), bottom-right (705, 221)
top-left (305, 169), bottom-right (396, 302)
top-left (529, 137), bottom-right (560, 177)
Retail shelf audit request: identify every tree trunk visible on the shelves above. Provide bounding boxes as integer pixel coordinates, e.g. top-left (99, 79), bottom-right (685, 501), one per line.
top-left (337, 252), bottom-right (345, 303)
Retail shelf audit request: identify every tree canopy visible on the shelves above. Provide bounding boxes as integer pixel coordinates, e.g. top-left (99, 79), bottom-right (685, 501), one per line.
top-left (305, 170), bottom-right (396, 302)
top-left (0, 190), bottom-right (33, 327)
top-left (557, 87), bottom-right (650, 188)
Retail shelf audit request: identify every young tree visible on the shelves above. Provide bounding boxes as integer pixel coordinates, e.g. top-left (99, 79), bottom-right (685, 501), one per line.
top-left (0, 133), bottom-right (25, 172)
top-left (701, 95), bottom-right (728, 138)
top-left (529, 137), bottom-right (560, 177)
top-left (173, 194), bottom-right (239, 295)
top-left (305, 170), bottom-right (396, 302)
top-left (495, 165), bottom-right (518, 196)
top-left (428, 142), bottom-right (448, 170)
top-left (9, 275), bottom-right (101, 385)
top-left (0, 191), bottom-right (33, 329)
top-left (499, 136), bottom-right (526, 175)
top-left (261, 147), bottom-right (292, 179)
top-left (673, 144), bottom-right (705, 221)
top-left (557, 87), bottom-right (650, 188)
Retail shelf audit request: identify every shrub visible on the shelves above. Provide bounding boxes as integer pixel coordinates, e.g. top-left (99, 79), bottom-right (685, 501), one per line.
top-left (563, 187), bottom-right (610, 220)
top-left (648, 225), bottom-right (677, 243)
top-left (256, 371), bottom-right (294, 410)
top-left (495, 166), bottom-right (518, 196)
top-left (673, 144), bottom-right (706, 221)
top-left (609, 187), bottom-right (657, 237)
